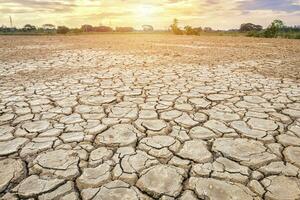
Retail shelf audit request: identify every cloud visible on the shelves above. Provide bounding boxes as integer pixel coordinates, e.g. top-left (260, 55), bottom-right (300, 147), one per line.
top-left (0, 0), bottom-right (299, 29)
top-left (0, 0), bottom-right (77, 13)
top-left (239, 0), bottom-right (300, 12)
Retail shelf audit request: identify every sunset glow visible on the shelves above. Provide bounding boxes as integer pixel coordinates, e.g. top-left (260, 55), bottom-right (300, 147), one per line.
top-left (135, 5), bottom-right (157, 18)
top-left (0, 0), bottom-right (299, 29)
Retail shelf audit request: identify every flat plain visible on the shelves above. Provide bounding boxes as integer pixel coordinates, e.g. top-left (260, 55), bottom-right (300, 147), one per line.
top-left (0, 34), bottom-right (300, 200)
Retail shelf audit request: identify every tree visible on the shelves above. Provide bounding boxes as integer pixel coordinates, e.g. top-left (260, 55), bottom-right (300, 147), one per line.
top-left (42, 24), bottom-right (56, 33)
top-left (170, 18), bottom-right (183, 35)
top-left (23, 24), bottom-right (36, 32)
top-left (0, 25), bottom-right (9, 32)
top-left (184, 26), bottom-right (193, 35)
top-left (264, 19), bottom-right (284, 38)
top-left (240, 23), bottom-right (263, 32)
top-left (57, 26), bottom-right (69, 34)
top-left (142, 25), bottom-right (154, 32)
top-left (42, 24), bottom-right (55, 30)
top-left (271, 19), bottom-right (284, 29)
top-left (184, 26), bottom-right (200, 35)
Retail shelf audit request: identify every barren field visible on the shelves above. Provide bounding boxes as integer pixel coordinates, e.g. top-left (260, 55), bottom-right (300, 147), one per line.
top-left (0, 34), bottom-right (300, 200)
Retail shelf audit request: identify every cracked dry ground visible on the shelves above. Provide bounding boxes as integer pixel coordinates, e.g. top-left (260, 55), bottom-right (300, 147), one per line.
top-left (0, 34), bottom-right (300, 200)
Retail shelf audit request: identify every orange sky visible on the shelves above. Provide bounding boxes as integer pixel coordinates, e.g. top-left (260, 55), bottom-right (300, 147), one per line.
top-left (0, 0), bottom-right (299, 30)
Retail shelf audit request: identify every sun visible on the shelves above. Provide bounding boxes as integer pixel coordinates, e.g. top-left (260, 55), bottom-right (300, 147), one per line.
top-left (135, 5), bottom-right (156, 17)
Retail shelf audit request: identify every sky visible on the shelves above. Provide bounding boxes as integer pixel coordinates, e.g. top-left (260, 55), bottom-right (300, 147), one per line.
top-left (0, 0), bottom-right (299, 30)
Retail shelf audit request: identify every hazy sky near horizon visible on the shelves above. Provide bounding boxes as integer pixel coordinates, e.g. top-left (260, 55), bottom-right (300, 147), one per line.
top-left (0, 0), bottom-right (299, 29)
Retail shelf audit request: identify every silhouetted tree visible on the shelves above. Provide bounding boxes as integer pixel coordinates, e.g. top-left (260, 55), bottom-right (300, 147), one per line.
top-left (23, 24), bottom-right (36, 32)
top-left (57, 26), bottom-right (69, 34)
top-left (42, 24), bottom-right (56, 33)
top-left (0, 25), bottom-right (9, 32)
top-left (184, 26), bottom-right (200, 35)
top-left (240, 23), bottom-right (262, 32)
top-left (142, 25), bottom-right (154, 32)
top-left (184, 26), bottom-right (193, 35)
top-left (170, 18), bottom-right (183, 35)
top-left (42, 24), bottom-right (55, 30)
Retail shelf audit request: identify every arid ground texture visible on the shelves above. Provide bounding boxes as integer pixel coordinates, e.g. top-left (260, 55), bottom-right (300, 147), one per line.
top-left (0, 34), bottom-right (300, 200)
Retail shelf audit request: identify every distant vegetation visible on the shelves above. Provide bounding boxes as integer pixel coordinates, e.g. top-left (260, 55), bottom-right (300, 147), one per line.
top-left (81, 24), bottom-right (113, 32)
top-left (170, 18), bottom-right (214, 35)
top-left (245, 20), bottom-right (300, 39)
top-left (57, 26), bottom-right (70, 34)
top-left (1, 19), bottom-right (299, 39)
top-left (115, 27), bottom-right (135, 32)
top-left (0, 24), bottom-right (137, 35)
top-left (240, 23), bottom-right (263, 32)
top-left (170, 18), bottom-right (300, 39)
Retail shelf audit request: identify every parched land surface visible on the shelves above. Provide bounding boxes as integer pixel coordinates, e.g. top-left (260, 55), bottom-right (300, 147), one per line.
top-left (0, 34), bottom-right (300, 200)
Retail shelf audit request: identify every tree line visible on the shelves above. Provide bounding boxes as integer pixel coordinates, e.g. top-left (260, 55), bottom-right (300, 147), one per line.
top-left (2, 19), bottom-right (299, 39)
top-left (243, 20), bottom-right (300, 39)
top-left (170, 19), bottom-right (300, 39)
top-left (0, 24), bottom-right (136, 34)
top-left (170, 19), bottom-right (213, 35)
